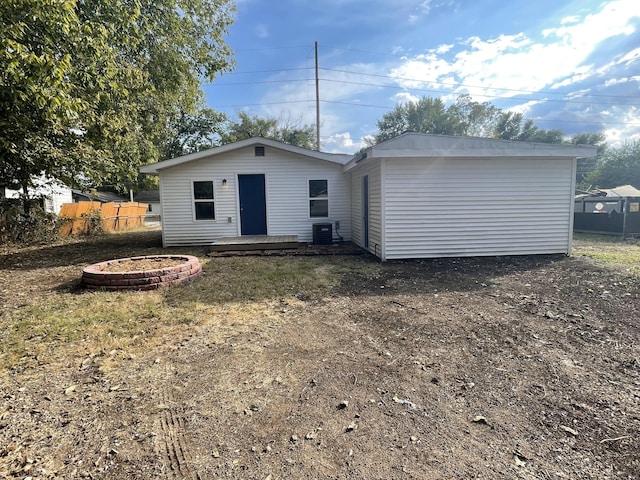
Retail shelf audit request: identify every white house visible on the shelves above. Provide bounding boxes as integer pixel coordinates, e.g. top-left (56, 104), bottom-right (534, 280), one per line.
top-left (1, 177), bottom-right (72, 215)
top-left (133, 190), bottom-right (162, 220)
top-left (140, 137), bottom-right (352, 246)
top-left (140, 133), bottom-right (597, 260)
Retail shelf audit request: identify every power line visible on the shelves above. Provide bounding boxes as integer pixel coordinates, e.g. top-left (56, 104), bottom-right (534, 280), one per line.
top-left (208, 67), bottom-right (313, 78)
top-left (318, 99), bottom-right (640, 125)
top-left (210, 97), bottom-right (640, 127)
top-left (207, 66), bottom-right (639, 108)
top-left (319, 78), bottom-right (640, 107)
top-left (203, 42), bottom-right (640, 129)
top-left (231, 45), bottom-right (311, 53)
top-left (211, 79), bottom-right (310, 86)
top-left (210, 74), bottom-right (640, 108)
top-left (212, 100), bottom-right (314, 108)
top-left (320, 67), bottom-right (640, 101)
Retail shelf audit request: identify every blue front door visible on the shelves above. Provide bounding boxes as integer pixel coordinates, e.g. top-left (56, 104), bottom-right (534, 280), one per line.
top-left (238, 174), bottom-right (267, 235)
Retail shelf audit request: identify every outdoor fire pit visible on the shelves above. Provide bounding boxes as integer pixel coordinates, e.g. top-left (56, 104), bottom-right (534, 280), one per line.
top-left (82, 255), bottom-right (202, 291)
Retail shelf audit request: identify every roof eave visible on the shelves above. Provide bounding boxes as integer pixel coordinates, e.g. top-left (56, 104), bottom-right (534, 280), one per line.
top-left (140, 137), bottom-right (350, 174)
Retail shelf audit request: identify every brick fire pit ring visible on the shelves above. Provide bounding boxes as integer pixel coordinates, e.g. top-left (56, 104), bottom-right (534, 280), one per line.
top-left (82, 255), bottom-right (202, 291)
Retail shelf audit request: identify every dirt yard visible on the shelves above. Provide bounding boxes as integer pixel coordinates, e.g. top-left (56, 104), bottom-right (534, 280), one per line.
top-left (1, 231), bottom-right (638, 479)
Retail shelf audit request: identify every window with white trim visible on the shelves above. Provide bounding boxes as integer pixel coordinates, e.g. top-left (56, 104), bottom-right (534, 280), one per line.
top-left (309, 179), bottom-right (328, 218)
top-left (193, 180), bottom-right (215, 220)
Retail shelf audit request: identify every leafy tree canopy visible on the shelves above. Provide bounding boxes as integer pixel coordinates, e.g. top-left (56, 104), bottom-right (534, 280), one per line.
top-left (164, 106), bottom-right (227, 160)
top-left (373, 96), bottom-right (466, 144)
top-left (585, 140), bottom-right (640, 189)
top-left (372, 94), bottom-right (576, 146)
top-left (0, 0), bottom-right (235, 202)
top-left (569, 131), bottom-right (608, 155)
top-left (221, 112), bottom-right (317, 150)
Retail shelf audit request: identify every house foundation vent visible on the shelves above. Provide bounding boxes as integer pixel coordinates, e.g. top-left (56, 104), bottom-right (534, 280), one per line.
top-left (312, 223), bottom-right (332, 245)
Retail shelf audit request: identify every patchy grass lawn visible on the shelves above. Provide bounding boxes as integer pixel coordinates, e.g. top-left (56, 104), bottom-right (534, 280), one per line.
top-left (1, 230), bottom-right (638, 479)
top-left (0, 231), bottom-right (379, 372)
top-left (573, 233), bottom-right (640, 276)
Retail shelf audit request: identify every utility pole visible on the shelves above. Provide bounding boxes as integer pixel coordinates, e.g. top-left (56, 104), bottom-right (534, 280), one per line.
top-left (315, 41), bottom-right (320, 151)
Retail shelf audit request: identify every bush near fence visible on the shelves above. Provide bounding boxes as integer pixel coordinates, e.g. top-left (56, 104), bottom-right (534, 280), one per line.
top-left (59, 202), bottom-right (149, 237)
top-left (0, 199), bottom-right (59, 244)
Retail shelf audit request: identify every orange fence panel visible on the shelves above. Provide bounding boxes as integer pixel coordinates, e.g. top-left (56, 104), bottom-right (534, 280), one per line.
top-left (59, 201), bottom-right (148, 237)
top-left (101, 203), bottom-right (119, 232)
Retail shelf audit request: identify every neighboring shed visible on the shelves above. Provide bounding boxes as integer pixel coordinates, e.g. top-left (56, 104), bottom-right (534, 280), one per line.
top-left (140, 137), bottom-right (352, 246)
top-left (72, 189), bottom-right (128, 203)
top-left (134, 190), bottom-right (161, 217)
top-left (344, 133), bottom-right (597, 260)
top-left (598, 184), bottom-right (640, 198)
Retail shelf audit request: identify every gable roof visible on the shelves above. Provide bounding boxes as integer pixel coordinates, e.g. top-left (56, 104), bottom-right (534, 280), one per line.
top-left (140, 137), bottom-right (352, 174)
top-left (344, 132), bottom-right (598, 171)
top-left (134, 190), bottom-right (160, 203)
top-left (72, 189), bottom-right (128, 203)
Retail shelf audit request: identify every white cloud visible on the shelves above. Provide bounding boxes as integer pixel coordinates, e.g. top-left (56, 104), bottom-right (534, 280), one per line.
top-left (550, 69), bottom-right (593, 89)
top-left (435, 43), bottom-right (453, 54)
top-left (507, 99), bottom-right (547, 115)
top-left (560, 15), bottom-right (580, 25)
top-left (420, 0), bottom-right (432, 13)
top-left (407, 0), bottom-right (436, 23)
top-left (604, 76), bottom-right (640, 86)
top-left (393, 91), bottom-right (420, 104)
top-left (604, 77), bottom-right (629, 86)
top-left (616, 47), bottom-right (640, 65)
top-left (323, 132), bottom-right (363, 153)
top-left (389, 0), bottom-right (640, 100)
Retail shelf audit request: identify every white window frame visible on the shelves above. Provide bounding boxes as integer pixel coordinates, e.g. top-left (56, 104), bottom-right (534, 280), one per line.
top-left (191, 179), bottom-right (216, 222)
top-left (308, 179), bottom-right (329, 219)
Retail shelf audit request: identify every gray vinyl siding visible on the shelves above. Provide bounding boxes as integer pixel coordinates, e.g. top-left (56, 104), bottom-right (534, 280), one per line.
top-left (349, 162), bottom-right (382, 256)
top-left (383, 157), bottom-right (575, 260)
top-left (158, 147), bottom-right (351, 246)
top-left (369, 164), bottom-right (383, 257)
top-left (350, 173), bottom-right (362, 245)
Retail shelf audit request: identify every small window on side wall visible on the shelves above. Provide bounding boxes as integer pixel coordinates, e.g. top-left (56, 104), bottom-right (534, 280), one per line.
top-left (309, 179), bottom-right (328, 218)
top-left (193, 180), bottom-right (215, 220)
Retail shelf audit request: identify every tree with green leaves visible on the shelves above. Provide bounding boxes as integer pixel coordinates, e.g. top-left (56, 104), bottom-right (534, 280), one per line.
top-left (569, 132), bottom-right (608, 155)
top-left (585, 140), bottom-right (640, 189)
top-left (493, 111), bottom-right (564, 143)
top-left (164, 106), bottom-right (227, 159)
top-left (371, 95), bottom-right (574, 147)
top-left (373, 96), bottom-right (462, 144)
top-left (448, 94), bottom-right (500, 138)
top-left (221, 112), bottom-right (317, 150)
top-left (570, 132), bottom-right (607, 186)
top-left (1, 0), bottom-right (235, 210)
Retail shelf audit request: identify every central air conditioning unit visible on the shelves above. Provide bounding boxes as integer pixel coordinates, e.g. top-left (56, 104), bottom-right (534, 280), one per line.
top-left (312, 223), bottom-right (332, 245)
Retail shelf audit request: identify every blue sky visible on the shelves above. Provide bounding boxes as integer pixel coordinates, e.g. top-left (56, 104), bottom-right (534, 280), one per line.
top-left (204, 0), bottom-right (640, 153)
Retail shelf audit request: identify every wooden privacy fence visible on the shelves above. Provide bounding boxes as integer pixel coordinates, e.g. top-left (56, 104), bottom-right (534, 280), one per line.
top-left (59, 201), bottom-right (149, 237)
